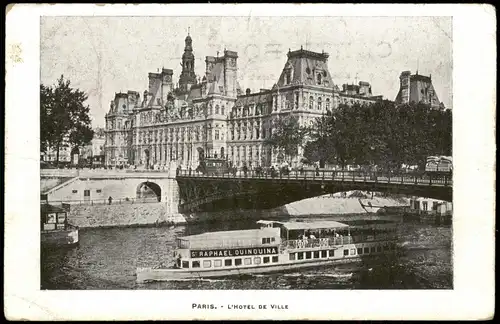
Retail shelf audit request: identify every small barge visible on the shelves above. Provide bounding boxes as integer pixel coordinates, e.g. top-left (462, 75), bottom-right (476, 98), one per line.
top-left (136, 219), bottom-right (398, 282)
top-left (41, 203), bottom-right (79, 247)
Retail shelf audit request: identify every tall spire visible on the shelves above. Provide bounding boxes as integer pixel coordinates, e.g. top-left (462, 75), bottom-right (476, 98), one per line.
top-left (179, 32), bottom-right (196, 93)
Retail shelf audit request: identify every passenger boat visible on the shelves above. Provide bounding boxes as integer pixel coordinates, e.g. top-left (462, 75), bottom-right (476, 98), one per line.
top-left (41, 203), bottom-right (79, 247)
top-left (136, 219), bottom-right (398, 282)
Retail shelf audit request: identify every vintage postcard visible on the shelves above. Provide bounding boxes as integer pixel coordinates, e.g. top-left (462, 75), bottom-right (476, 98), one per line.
top-left (4, 3), bottom-right (496, 321)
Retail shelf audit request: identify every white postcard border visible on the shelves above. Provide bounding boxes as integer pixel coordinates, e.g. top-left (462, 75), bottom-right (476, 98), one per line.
top-left (4, 3), bottom-right (496, 320)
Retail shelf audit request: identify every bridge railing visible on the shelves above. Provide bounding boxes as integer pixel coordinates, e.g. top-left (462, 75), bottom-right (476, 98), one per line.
top-left (176, 169), bottom-right (452, 187)
top-left (43, 197), bottom-right (161, 206)
top-left (282, 237), bottom-right (351, 249)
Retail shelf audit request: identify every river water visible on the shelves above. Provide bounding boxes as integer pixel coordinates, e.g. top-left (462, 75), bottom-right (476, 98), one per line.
top-left (41, 214), bottom-right (452, 290)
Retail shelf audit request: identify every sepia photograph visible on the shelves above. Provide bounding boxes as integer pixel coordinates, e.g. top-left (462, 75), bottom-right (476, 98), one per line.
top-left (39, 14), bottom-right (453, 291)
top-left (5, 3), bottom-right (495, 321)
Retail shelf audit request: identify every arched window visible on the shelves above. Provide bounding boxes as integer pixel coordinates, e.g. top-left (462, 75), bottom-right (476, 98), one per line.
top-left (215, 105), bottom-right (220, 114)
top-left (326, 98), bottom-right (330, 111)
top-left (221, 105), bottom-right (225, 115)
top-left (309, 96), bottom-right (314, 110)
top-left (220, 147), bottom-right (225, 159)
top-left (317, 73), bottom-right (322, 85)
top-left (318, 97), bottom-right (322, 110)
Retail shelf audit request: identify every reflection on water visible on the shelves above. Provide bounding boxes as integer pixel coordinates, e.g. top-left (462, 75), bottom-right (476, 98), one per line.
top-left (41, 213), bottom-right (452, 290)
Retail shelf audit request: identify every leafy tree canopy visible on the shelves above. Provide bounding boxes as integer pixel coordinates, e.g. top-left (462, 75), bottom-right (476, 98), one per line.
top-left (40, 75), bottom-right (94, 164)
top-left (265, 114), bottom-right (307, 163)
top-left (301, 100), bottom-right (452, 171)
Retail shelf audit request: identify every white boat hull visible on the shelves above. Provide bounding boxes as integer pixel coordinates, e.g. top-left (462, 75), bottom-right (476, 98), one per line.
top-left (136, 252), bottom-right (393, 283)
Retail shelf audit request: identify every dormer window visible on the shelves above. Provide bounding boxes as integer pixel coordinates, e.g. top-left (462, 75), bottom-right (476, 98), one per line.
top-left (284, 62), bottom-right (293, 85)
top-left (317, 73), bottom-right (322, 85)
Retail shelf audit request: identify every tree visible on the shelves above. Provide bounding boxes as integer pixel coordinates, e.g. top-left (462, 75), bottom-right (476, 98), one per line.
top-left (40, 75), bottom-right (94, 165)
top-left (302, 111), bottom-right (336, 168)
top-left (265, 114), bottom-right (306, 164)
top-left (301, 99), bottom-right (452, 172)
top-left (40, 84), bottom-right (54, 154)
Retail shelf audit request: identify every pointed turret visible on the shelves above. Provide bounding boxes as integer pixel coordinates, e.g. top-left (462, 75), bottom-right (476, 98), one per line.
top-left (178, 32), bottom-right (197, 93)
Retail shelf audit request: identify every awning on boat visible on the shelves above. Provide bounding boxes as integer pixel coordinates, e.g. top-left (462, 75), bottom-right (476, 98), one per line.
top-left (280, 221), bottom-right (349, 231)
top-left (40, 203), bottom-right (67, 214)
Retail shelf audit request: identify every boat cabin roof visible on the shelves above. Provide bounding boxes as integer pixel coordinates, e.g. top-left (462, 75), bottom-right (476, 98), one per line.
top-left (257, 220), bottom-right (349, 231)
top-left (279, 220), bottom-right (349, 231)
top-left (40, 204), bottom-right (67, 214)
top-left (179, 227), bottom-right (279, 242)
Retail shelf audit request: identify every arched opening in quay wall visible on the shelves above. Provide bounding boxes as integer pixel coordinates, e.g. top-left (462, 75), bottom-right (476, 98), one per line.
top-left (136, 181), bottom-right (162, 202)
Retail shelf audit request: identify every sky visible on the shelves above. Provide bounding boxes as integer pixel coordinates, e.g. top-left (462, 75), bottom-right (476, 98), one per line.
top-left (40, 16), bottom-right (452, 127)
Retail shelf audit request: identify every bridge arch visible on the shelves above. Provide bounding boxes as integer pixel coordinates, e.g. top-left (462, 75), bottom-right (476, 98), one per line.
top-left (176, 173), bottom-right (452, 213)
top-left (136, 181), bottom-right (162, 202)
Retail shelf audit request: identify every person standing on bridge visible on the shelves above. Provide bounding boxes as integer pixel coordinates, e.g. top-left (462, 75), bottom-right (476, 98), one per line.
top-left (315, 165), bottom-right (320, 176)
top-left (108, 196), bottom-right (113, 205)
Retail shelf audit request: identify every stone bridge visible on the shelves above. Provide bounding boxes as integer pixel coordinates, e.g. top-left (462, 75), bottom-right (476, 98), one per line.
top-left (176, 169), bottom-right (452, 213)
top-left (41, 168), bottom-right (452, 215)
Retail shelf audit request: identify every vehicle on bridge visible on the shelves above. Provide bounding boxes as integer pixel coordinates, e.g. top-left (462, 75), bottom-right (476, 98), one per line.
top-left (425, 156), bottom-right (452, 175)
top-left (195, 156), bottom-right (237, 176)
top-left (136, 219), bottom-right (398, 282)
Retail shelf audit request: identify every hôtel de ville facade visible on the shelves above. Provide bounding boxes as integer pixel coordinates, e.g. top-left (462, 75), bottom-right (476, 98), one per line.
top-left (104, 33), bottom-right (444, 169)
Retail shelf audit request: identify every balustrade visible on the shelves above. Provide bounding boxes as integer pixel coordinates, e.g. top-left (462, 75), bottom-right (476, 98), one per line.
top-left (175, 168), bottom-right (452, 187)
top-left (282, 236), bottom-right (352, 249)
top-left (280, 233), bottom-right (395, 250)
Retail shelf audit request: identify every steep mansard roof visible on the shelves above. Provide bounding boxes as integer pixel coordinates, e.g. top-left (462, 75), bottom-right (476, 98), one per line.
top-left (276, 48), bottom-right (335, 88)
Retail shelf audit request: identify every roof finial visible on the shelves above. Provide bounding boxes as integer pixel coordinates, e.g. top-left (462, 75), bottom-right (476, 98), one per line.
top-left (416, 58), bottom-right (419, 75)
top-left (217, 51), bottom-right (219, 57)
top-left (301, 45), bottom-right (303, 50)
top-left (188, 26), bottom-right (190, 36)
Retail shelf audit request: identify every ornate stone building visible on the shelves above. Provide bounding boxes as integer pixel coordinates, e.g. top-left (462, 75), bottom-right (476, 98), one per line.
top-left (104, 36), bottom-right (384, 169)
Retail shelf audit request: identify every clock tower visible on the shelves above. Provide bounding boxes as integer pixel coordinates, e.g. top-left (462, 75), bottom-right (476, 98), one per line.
top-left (178, 32), bottom-right (197, 93)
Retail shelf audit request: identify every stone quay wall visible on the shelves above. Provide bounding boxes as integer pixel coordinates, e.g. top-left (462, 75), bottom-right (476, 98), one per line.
top-left (68, 202), bottom-right (187, 228)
